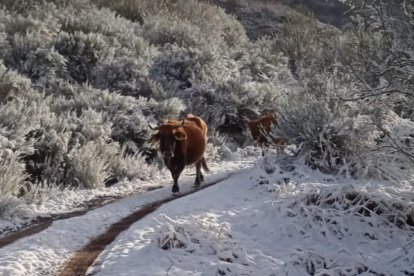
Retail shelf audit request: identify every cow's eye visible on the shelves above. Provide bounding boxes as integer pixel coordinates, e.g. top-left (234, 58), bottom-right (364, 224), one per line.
top-left (174, 131), bottom-right (187, 141)
top-left (150, 133), bottom-right (160, 144)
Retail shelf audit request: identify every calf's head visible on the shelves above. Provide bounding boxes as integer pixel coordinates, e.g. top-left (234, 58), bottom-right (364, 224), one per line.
top-left (149, 121), bottom-right (187, 160)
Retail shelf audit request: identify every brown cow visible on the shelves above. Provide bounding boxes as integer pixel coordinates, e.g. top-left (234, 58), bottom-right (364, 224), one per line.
top-left (245, 113), bottom-right (286, 153)
top-left (150, 114), bottom-right (209, 194)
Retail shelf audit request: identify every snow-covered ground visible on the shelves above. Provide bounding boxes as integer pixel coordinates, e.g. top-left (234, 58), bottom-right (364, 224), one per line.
top-left (90, 161), bottom-right (414, 276)
top-left (1, 151), bottom-right (414, 276)
top-left (0, 157), bottom-right (256, 276)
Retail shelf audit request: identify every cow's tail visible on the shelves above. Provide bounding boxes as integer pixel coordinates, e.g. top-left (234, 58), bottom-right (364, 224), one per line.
top-left (201, 157), bottom-right (210, 173)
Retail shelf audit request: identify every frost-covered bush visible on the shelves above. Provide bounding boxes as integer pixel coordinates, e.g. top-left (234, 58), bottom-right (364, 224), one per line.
top-left (23, 126), bottom-right (70, 185)
top-left (272, 9), bottom-right (341, 90)
top-left (94, 0), bottom-right (248, 48)
top-left (334, 0), bottom-right (414, 120)
top-left (273, 89), bottom-right (378, 175)
top-left (263, 3), bottom-right (414, 182)
top-left (109, 147), bottom-right (158, 182)
top-left (66, 139), bottom-right (116, 189)
top-left (178, 84), bottom-right (236, 129)
top-left (156, 214), bottom-right (248, 265)
top-left (205, 132), bottom-right (234, 161)
top-left (276, 183), bottom-right (414, 275)
top-left (300, 186), bottom-right (414, 231)
top-left (0, 62), bottom-right (35, 102)
top-left (21, 181), bottom-right (65, 205)
top-left (149, 97), bottom-right (186, 121)
top-left (0, 10), bottom-right (60, 75)
top-left (20, 107), bottom-right (112, 186)
top-left (54, 31), bottom-right (111, 84)
top-left (55, 3), bottom-right (157, 60)
top-left (142, 16), bottom-right (203, 48)
top-left (235, 4), bottom-right (287, 40)
top-left (76, 109), bottom-right (112, 141)
top-left (20, 48), bottom-right (67, 84)
top-left (0, 151), bottom-right (27, 197)
top-left (48, 83), bottom-right (155, 116)
top-left (0, 97), bottom-right (39, 194)
top-left (111, 109), bottom-right (152, 154)
top-left (0, 96), bottom-right (44, 147)
top-left (349, 112), bottom-right (414, 184)
top-left (285, 249), bottom-right (371, 276)
top-left (58, 5), bottom-right (140, 43)
top-left (92, 57), bottom-right (151, 97)
top-left (150, 45), bottom-right (236, 91)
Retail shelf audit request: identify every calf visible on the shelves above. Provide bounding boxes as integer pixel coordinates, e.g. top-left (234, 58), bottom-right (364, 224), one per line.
top-left (245, 113), bottom-right (286, 152)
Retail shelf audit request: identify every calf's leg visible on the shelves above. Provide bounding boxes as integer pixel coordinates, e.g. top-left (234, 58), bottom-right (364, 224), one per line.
top-left (194, 161), bottom-right (202, 186)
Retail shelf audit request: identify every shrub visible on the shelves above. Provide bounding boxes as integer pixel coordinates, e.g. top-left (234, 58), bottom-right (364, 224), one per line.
top-left (66, 139), bottom-right (116, 189)
top-left (235, 4), bottom-right (286, 40)
top-left (20, 48), bottom-right (67, 84)
top-left (109, 147), bottom-right (158, 182)
top-left (349, 111), bottom-right (414, 183)
top-left (0, 11), bottom-right (60, 74)
top-left (54, 31), bottom-right (111, 84)
top-left (149, 45), bottom-right (239, 93)
top-left (142, 16), bottom-right (203, 48)
top-left (0, 62), bottom-right (35, 102)
top-left (156, 213), bottom-right (248, 266)
top-left (93, 0), bottom-right (248, 48)
top-left (0, 150), bottom-right (28, 197)
top-left (272, 9), bottom-right (341, 87)
top-left (150, 97), bottom-right (186, 121)
top-left (177, 84), bottom-right (236, 129)
top-left (92, 57), bottom-right (151, 97)
top-left (273, 88), bottom-right (370, 174)
top-left (110, 109), bottom-right (151, 151)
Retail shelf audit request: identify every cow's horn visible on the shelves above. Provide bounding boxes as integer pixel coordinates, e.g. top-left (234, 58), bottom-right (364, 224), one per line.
top-left (147, 122), bottom-right (159, 130)
top-left (171, 119), bottom-right (185, 129)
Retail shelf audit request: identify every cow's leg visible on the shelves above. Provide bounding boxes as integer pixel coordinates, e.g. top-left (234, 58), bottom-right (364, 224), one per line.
top-left (171, 166), bottom-right (184, 194)
top-left (194, 161), bottom-right (202, 187)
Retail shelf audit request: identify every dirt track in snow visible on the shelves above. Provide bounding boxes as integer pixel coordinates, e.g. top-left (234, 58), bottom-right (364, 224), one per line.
top-left (0, 189), bottom-right (162, 249)
top-left (57, 175), bottom-right (232, 276)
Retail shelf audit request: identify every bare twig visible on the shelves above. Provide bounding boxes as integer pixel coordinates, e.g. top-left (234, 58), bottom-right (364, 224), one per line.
top-left (166, 256), bottom-right (174, 276)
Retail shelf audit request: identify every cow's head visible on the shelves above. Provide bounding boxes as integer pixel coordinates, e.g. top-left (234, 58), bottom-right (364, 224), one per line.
top-left (149, 120), bottom-right (187, 160)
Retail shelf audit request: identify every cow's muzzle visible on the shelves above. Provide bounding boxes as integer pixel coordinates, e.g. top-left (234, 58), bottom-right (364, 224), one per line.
top-left (162, 151), bottom-right (174, 159)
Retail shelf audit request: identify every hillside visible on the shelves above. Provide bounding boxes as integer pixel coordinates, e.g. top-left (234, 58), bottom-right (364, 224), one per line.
top-left (0, 0), bottom-right (413, 265)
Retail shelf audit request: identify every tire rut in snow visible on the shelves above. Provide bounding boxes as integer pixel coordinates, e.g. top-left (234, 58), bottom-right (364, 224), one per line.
top-left (0, 195), bottom-right (124, 249)
top-left (0, 187), bottom-right (164, 249)
top-left (58, 175), bottom-right (232, 276)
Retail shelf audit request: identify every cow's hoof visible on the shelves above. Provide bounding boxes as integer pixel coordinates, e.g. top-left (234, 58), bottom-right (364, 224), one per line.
top-left (172, 192), bottom-right (180, 196)
top-left (172, 185), bottom-right (179, 194)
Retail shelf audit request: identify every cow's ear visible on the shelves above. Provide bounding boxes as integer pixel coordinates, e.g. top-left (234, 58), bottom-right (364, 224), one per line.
top-left (174, 130), bottom-right (187, 141)
top-left (150, 133), bottom-right (160, 144)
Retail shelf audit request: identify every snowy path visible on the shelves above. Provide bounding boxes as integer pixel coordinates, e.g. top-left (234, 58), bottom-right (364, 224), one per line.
top-left (88, 168), bottom-right (284, 276)
top-left (0, 160), bottom-right (254, 276)
top-left (58, 174), bottom-right (237, 276)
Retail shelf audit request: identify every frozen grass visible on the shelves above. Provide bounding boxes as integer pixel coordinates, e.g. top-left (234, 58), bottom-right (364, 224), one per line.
top-left (156, 213), bottom-right (249, 266)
